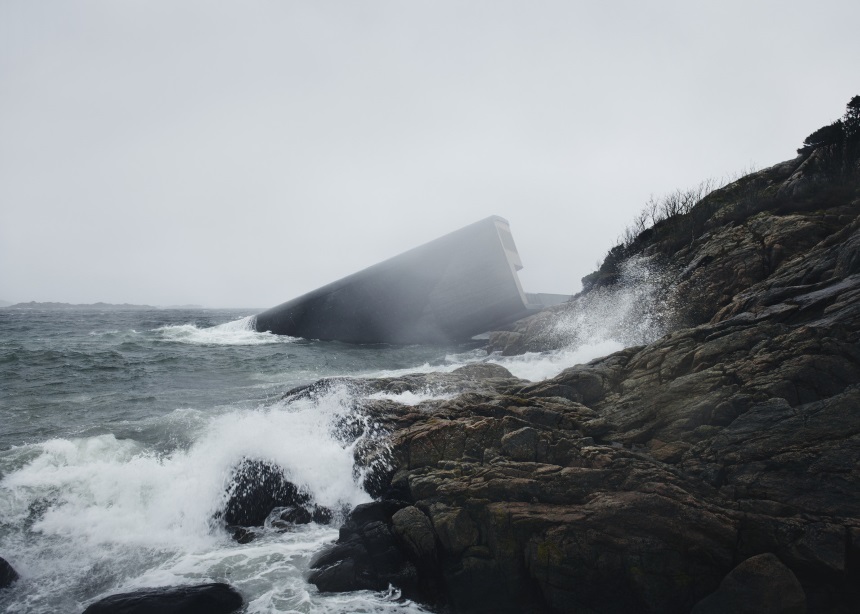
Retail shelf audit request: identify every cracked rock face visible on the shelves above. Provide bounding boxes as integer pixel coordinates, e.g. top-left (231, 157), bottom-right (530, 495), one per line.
top-left (310, 147), bottom-right (860, 612)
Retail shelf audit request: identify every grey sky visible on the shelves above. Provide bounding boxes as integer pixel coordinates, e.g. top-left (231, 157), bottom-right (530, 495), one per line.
top-left (1, 1), bottom-right (858, 308)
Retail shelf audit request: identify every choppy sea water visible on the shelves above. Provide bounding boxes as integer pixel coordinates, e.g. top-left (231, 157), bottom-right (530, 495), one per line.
top-left (0, 273), bottom-right (669, 613)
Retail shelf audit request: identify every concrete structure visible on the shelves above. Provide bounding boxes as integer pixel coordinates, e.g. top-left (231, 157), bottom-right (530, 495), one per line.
top-left (254, 216), bottom-right (568, 344)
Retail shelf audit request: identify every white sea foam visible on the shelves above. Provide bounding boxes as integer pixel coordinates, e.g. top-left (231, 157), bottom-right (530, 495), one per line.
top-left (362, 259), bottom-right (673, 385)
top-left (2, 387), bottom-right (368, 548)
top-left (0, 385), bottom-right (383, 613)
top-left (550, 257), bottom-right (674, 351)
top-left (155, 316), bottom-right (294, 346)
top-left (366, 389), bottom-right (456, 404)
top-left (488, 340), bottom-right (625, 381)
top-left (484, 257), bottom-right (674, 381)
top-left (359, 348), bottom-right (492, 380)
top-left (361, 361), bottom-right (464, 380)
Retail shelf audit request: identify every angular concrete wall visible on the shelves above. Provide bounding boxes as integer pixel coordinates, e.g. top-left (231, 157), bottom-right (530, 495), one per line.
top-left (254, 216), bottom-right (539, 344)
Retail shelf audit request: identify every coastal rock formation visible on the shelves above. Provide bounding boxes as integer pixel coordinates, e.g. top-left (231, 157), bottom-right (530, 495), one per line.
top-left (0, 557), bottom-right (18, 589)
top-left (308, 500), bottom-right (438, 596)
top-left (690, 553), bottom-right (806, 614)
top-left (309, 129), bottom-right (860, 611)
top-left (218, 459), bottom-right (332, 542)
top-left (81, 583), bottom-right (243, 614)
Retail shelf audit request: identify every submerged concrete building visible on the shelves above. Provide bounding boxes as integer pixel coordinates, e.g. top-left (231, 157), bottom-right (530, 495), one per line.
top-left (254, 216), bottom-right (568, 344)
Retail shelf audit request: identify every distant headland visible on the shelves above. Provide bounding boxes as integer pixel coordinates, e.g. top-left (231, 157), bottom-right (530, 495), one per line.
top-left (1, 301), bottom-right (204, 310)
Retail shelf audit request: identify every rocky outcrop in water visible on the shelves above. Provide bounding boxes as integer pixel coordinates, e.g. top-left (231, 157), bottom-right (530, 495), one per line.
top-left (309, 127), bottom-right (860, 612)
top-left (0, 557), bottom-right (18, 589)
top-left (218, 459), bottom-right (332, 543)
top-left (81, 583), bottom-right (243, 614)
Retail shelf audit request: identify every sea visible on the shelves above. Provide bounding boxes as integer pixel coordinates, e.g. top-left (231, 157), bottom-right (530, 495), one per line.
top-left (0, 267), bottom-right (668, 613)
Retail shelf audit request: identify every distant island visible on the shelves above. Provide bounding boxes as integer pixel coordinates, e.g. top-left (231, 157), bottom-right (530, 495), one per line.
top-left (2, 301), bottom-right (204, 310)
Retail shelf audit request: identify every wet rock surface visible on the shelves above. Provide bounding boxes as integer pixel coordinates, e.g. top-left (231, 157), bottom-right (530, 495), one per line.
top-left (691, 553), bottom-right (807, 614)
top-left (309, 500), bottom-right (422, 595)
top-left (310, 145), bottom-right (860, 611)
top-left (81, 583), bottom-right (243, 614)
top-left (0, 556), bottom-right (18, 589)
top-left (219, 458), bottom-right (332, 541)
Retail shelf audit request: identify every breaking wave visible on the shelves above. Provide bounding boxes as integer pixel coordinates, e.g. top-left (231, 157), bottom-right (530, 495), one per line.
top-left (0, 385), bottom-right (384, 613)
top-left (155, 316), bottom-right (294, 346)
top-left (0, 263), bottom-right (678, 612)
top-left (489, 340), bottom-right (625, 381)
top-left (488, 256), bottom-right (677, 381)
top-left (549, 256), bottom-right (676, 350)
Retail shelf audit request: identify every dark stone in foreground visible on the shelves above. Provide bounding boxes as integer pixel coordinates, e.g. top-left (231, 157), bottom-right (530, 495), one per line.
top-left (0, 556), bottom-right (18, 589)
top-left (229, 526), bottom-right (257, 544)
top-left (309, 500), bottom-right (442, 602)
top-left (82, 583), bottom-right (242, 614)
top-left (222, 459), bottom-right (309, 527)
top-left (691, 553), bottom-right (807, 614)
top-left (219, 459), bottom-right (332, 535)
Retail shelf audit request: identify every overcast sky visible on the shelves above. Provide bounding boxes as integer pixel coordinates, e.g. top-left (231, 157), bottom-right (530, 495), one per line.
top-left (1, 1), bottom-right (858, 308)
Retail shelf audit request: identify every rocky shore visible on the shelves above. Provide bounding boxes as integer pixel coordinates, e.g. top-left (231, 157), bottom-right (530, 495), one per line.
top-left (10, 101), bottom-right (855, 614)
top-left (304, 127), bottom-right (860, 612)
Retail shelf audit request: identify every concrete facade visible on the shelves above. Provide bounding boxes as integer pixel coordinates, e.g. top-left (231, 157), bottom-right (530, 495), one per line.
top-left (254, 216), bottom-right (562, 344)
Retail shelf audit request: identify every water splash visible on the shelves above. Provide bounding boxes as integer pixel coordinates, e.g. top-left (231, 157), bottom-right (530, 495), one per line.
top-left (155, 316), bottom-right (294, 346)
top-left (550, 256), bottom-right (676, 350)
top-left (0, 384), bottom-right (376, 613)
top-left (366, 389), bottom-right (456, 404)
top-left (488, 256), bottom-right (677, 381)
top-left (489, 340), bottom-right (625, 382)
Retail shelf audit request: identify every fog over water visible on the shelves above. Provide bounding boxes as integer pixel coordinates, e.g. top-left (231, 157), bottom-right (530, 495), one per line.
top-left (1, 1), bottom-right (858, 307)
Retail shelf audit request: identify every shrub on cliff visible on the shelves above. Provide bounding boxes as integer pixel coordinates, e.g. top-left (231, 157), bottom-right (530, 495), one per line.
top-left (843, 95), bottom-right (860, 137)
top-left (797, 95), bottom-right (860, 152)
top-left (797, 120), bottom-right (844, 153)
top-left (583, 94), bottom-right (860, 292)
